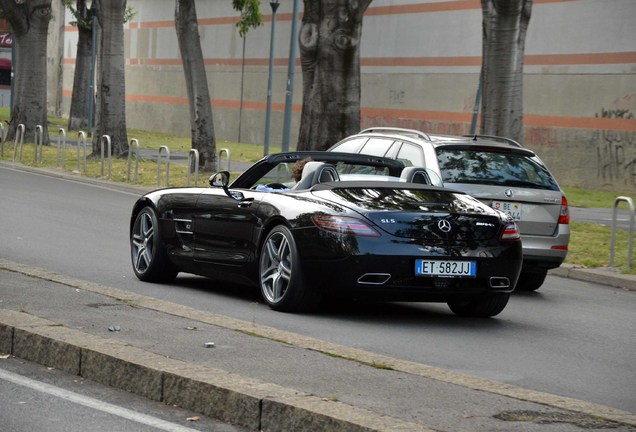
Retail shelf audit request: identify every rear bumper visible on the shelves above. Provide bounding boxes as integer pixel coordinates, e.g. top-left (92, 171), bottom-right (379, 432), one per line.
top-left (521, 224), bottom-right (570, 270)
top-left (303, 250), bottom-right (522, 301)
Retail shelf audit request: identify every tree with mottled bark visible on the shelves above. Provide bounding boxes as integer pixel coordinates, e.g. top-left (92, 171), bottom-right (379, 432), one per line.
top-left (0, 0), bottom-right (52, 144)
top-left (297, 0), bottom-right (372, 151)
top-left (175, 0), bottom-right (216, 171)
top-left (480, 0), bottom-right (532, 144)
top-left (65, 0), bottom-right (94, 131)
top-left (92, 0), bottom-right (127, 156)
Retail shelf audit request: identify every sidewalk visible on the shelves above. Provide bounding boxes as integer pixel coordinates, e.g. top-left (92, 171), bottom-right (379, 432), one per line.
top-left (1, 259), bottom-right (634, 432)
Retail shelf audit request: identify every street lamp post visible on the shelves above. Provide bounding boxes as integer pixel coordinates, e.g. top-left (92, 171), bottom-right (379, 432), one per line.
top-left (281, 0), bottom-right (300, 152)
top-left (263, 0), bottom-right (280, 156)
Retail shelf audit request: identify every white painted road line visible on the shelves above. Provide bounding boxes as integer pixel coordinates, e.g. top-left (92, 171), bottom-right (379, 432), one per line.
top-left (0, 368), bottom-right (200, 432)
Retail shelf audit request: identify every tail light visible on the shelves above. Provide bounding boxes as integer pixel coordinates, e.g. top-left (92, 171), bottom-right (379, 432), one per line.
top-left (312, 215), bottom-right (380, 237)
top-left (558, 195), bottom-right (569, 225)
top-left (500, 222), bottom-right (521, 241)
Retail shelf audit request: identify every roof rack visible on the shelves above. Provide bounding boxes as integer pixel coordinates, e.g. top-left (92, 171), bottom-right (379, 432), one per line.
top-left (462, 134), bottom-right (522, 148)
top-left (360, 127), bottom-right (431, 141)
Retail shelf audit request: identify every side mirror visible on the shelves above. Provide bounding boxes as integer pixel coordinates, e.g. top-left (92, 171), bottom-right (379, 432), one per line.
top-left (209, 171), bottom-right (230, 188)
top-left (209, 171), bottom-right (251, 202)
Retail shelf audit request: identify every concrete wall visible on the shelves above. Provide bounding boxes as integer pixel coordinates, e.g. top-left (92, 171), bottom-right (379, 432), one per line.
top-left (59, 0), bottom-right (636, 193)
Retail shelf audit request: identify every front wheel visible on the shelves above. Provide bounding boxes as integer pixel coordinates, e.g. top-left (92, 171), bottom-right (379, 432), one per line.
top-left (259, 225), bottom-right (321, 312)
top-left (130, 206), bottom-right (178, 282)
top-left (447, 293), bottom-right (510, 318)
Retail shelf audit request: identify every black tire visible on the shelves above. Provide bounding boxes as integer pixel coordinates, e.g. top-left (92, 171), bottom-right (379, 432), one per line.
top-left (447, 293), bottom-right (510, 318)
top-left (515, 268), bottom-right (548, 292)
top-left (130, 206), bottom-right (178, 282)
top-left (259, 225), bottom-right (321, 312)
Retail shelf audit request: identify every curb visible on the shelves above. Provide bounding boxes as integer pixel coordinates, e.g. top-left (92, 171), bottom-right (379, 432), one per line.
top-left (549, 263), bottom-right (636, 291)
top-left (0, 309), bottom-right (433, 432)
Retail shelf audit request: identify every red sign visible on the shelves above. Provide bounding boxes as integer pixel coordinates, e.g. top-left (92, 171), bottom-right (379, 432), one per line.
top-left (0, 32), bottom-right (13, 48)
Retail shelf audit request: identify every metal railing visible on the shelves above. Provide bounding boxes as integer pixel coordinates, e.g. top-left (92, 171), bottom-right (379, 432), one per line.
top-left (12, 123), bottom-right (25, 162)
top-left (187, 149), bottom-right (199, 186)
top-left (609, 196), bottom-right (635, 270)
top-left (157, 145), bottom-right (170, 186)
top-left (100, 135), bottom-right (112, 179)
top-left (127, 138), bottom-right (140, 184)
top-left (34, 125), bottom-right (43, 164)
top-left (219, 148), bottom-right (230, 171)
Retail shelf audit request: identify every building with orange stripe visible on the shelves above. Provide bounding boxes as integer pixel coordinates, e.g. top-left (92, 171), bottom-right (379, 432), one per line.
top-left (59, 0), bottom-right (636, 191)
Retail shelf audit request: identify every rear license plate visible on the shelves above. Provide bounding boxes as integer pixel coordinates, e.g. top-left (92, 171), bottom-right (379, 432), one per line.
top-left (415, 260), bottom-right (476, 277)
top-left (492, 201), bottom-right (522, 221)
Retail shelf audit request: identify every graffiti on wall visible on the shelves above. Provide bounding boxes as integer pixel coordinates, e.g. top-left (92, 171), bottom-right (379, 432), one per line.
top-left (595, 95), bottom-right (636, 187)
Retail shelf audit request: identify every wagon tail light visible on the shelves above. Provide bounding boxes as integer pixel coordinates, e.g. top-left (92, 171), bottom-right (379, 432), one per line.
top-left (500, 222), bottom-right (521, 241)
top-left (559, 195), bottom-right (569, 225)
top-left (311, 215), bottom-right (381, 237)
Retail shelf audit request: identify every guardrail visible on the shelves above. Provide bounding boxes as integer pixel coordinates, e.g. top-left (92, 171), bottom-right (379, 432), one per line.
top-left (12, 123), bottom-right (25, 162)
top-left (187, 149), bottom-right (199, 186)
top-left (100, 135), bottom-right (112, 179)
top-left (127, 138), bottom-right (140, 184)
top-left (157, 145), bottom-right (170, 186)
top-left (609, 196), bottom-right (635, 270)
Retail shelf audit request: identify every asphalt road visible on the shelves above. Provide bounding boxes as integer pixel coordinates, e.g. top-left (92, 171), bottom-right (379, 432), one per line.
top-left (1, 164), bottom-right (635, 413)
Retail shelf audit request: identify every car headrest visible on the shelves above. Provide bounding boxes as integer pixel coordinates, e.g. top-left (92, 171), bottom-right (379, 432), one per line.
top-left (293, 162), bottom-right (340, 190)
top-left (400, 167), bottom-right (432, 185)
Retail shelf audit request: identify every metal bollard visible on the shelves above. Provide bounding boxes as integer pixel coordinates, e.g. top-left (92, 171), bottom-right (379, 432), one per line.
top-left (0, 122), bottom-right (4, 158)
top-left (157, 146), bottom-right (170, 187)
top-left (187, 149), bottom-right (199, 186)
top-left (77, 131), bottom-right (87, 173)
top-left (34, 125), bottom-right (43, 164)
top-left (127, 138), bottom-right (140, 184)
top-left (12, 123), bottom-right (25, 162)
top-left (56, 128), bottom-right (67, 169)
top-left (609, 196), bottom-right (635, 269)
top-left (100, 135), bottom-right (112, 179)
top-left (219, 148), bottom-right (231, 171)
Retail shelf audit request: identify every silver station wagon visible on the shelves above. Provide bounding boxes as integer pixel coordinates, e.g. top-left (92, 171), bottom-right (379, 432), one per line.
top-left (329, 127), bottom-right (570, 291)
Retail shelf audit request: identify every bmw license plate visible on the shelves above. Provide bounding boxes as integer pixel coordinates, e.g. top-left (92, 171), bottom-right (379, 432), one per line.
top-left (415, 260), bottom-right (476, 278)
top-left (491, 201), bottom-right (522, 221)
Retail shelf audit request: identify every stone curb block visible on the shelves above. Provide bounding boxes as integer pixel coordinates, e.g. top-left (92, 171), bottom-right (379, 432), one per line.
top-left (0, 310), bottom-right (430, 432)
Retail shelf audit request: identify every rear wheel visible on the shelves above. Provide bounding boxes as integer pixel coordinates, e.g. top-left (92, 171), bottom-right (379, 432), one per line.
top-left (131, 206), bottom-right (178, 282)
top-left (515, 268), bottom-right (548, 292)
top-left (259, 225), bottom-right (321, 312)
top-left (447, 293), bottom-right (510, 318)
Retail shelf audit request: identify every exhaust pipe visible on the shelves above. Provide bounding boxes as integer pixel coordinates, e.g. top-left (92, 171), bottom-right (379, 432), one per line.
top-left (357, 273), bottom-right (391, 285)
top-left (489, 277), bottom-right (510, 289)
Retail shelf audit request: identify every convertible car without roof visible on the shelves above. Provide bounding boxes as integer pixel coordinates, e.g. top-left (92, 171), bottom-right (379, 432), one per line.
top-left (130, 151), bottom-right (522, 317)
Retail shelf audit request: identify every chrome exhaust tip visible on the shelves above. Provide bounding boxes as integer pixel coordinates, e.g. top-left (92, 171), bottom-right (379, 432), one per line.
top-left (357, 273), bottom-right (391, 285)
top-left (489, 277), bottom-right (510, 289)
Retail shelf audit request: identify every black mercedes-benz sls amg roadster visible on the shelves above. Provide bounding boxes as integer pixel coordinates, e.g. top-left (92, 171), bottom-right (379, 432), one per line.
top-left (130, 151), bottom-right (522, 317)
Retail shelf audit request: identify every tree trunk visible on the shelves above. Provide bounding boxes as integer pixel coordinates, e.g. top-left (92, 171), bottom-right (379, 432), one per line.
top-left (93, 0), bottom-right (128, 156)
top-left (297, 0), bottom-right (372, 151)
top-left (480, 0), bottom-right (532, 144)
top-left (0, 0), bottom-right (52, 145)
top-left (68, 0), bottom-right (94, 131)
top-left (175, 0), bottom-right (216, 172)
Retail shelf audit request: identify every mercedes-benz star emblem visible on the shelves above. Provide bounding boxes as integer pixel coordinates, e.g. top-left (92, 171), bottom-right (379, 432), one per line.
top-left (504, 188), bottom-right (514, 198)
top-left (438, 219), bottom-right (452, 233)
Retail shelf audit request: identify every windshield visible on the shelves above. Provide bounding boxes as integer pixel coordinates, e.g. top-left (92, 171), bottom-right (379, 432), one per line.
top-left (436, 149), bottom-right (560, 191)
